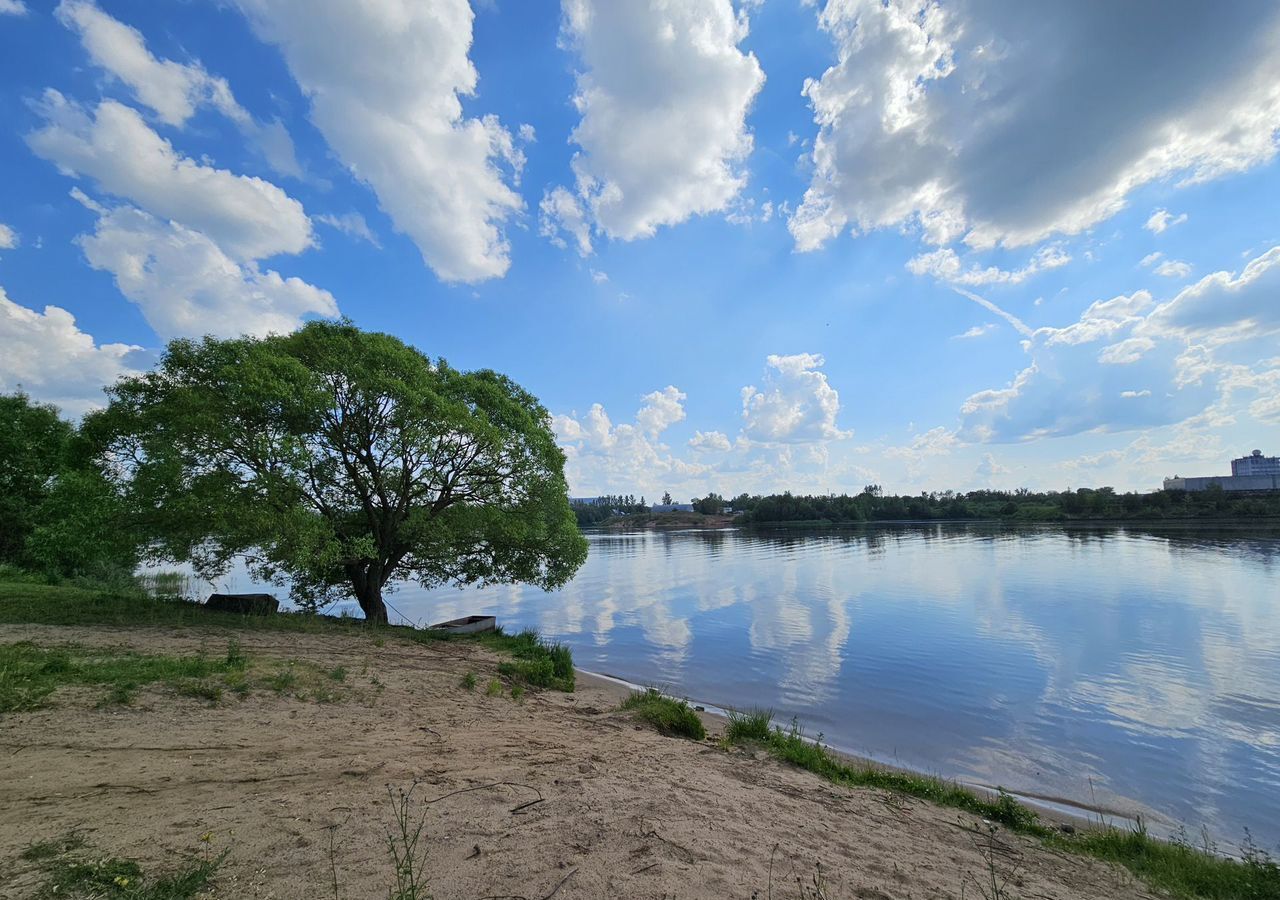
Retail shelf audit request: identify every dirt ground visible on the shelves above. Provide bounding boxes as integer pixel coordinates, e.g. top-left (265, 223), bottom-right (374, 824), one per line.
top-left (0, 624), bottom-right (1157, 900)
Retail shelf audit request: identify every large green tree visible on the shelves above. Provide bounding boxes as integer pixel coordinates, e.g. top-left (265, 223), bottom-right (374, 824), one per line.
top-left (0, 393), bottom-right (74, 565)
top-left (87, 322), bottom-right (588, 623)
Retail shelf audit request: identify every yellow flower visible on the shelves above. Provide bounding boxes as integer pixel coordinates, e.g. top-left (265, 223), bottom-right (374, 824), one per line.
top-left (113, 875), bottom-right (130, 887)
top-left (199, 831), bottom-right (213, 843)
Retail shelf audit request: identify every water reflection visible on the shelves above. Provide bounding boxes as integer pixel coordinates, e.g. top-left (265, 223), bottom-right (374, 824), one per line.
top-left (391, 523), bottom-right (1280, 850)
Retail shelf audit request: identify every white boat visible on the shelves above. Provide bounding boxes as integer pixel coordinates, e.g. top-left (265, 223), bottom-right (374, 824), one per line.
top-left (428, 614), bottom-right (497, 634)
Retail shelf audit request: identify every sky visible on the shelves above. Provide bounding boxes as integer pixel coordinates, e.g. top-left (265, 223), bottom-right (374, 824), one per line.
top-left (1, 0), bottom-right (1278, 500)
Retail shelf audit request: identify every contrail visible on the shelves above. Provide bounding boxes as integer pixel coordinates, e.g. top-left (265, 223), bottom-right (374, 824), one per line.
top-left (951, 287), bottom-right (1034, 337)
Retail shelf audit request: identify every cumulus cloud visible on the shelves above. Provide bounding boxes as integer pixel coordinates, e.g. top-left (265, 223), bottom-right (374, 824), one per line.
top-left (56, 0), bottom-right (301, 178)
top-left (539, 186), bottom-right (593, 256)
top-left (791, 1), bottom-right (1280, 253)
top-left (0, 0), bottom-right (27, 15)
top-left (315, 212), bottom-right (380, 247)
top-left (234, 0), bottom-right (523, 282)
top-left (1154, 259), bottom-right (1192, 279)
top-left (741, 353), bottom-right (848, 443)
top-left (884, 426), bottom-right (959, 477)
top-left (0, 285), bottom-right (141, 415)
top-left (553, 388), bottom-right (708, 496)
top-left (1145, 209), bottom-right (1188, 234)
top-left (907, 244), bottom-right (1070, 286)
top-left (956, 244), bottom-right (1280, 443)
top-left (28, 94), bottom-right (313, 260)
top-left (688, 430), bottom-right (731, 452)
top-left (541, 0), bottom-right (764, 249)
top-left (1144, 246), bottom-right (1280, 343)
top-left (76, 200), bottom-right (337, 340)
top-left (0, 223), bottom-right (16, 249)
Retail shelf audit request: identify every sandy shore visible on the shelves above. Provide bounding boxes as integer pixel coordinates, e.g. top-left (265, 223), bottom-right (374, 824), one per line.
top-left (0, 623), bottom-right (1156, 899)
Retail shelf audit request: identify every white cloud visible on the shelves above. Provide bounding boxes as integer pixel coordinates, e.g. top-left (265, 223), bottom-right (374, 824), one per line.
top-left (907, 244), bottom-right (1070, 286)
top-left (553, 389), bottom-right (708, 497)
top-left (1144, 246), bottom-right (1280, 343)
top-left (1144, 208), bottom-right (1188, 234)
top-left (56, 0), bottom-right (301, 178)
top-left (76, 200), bottom-right (337, 341)
top-left (1154, 259), bottom-right (1192, 279)
top-left (589, 268), bottom-right (608, 284)
top-left (0, 223), bottom-right (16, 250)
top-left (315, 212), bottom-right (380, 247)
top-left (539, 187), bottom-right (593, 256)
top-left (741, 353), bottom-right (848, 443)
top-left (688, 430), bottom-right (732, 452)
top-left (0, 0), bottom-right (28, 16)
top-left (0, 285), bottom-right (141, 415)
top-left (635, 385), bottom-right (687, 437)
top-left (885, 426), bottom-right (959, 476)
top-left (792, 1), bottom-right (1280, 253)
top-left (542, 0), bottom-right (765, 248)
top-left (28, 94), bottom-right (312, 260)
top-left (975, 452), bottom-right (1008, 480)
top-left (1140, 251), bottom-right (1163, 267)
top-left (955, 244), bottom-right (1280, 442)
top-left (953, 323), bottom-right (995, 339)
top-left (234, 0), bottom-right (523, 282)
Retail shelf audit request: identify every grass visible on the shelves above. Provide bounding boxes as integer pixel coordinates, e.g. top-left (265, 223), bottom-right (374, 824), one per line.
top-left (0, 578), bottom-right (577, 693)
top-left (620, 688), bottom-right (706, 740)
top-left (724, 714), bottom-right (1280, 900)
top-left (0, 640), bottom-right (247, 713)
top-left (22, 832), bottom-right (224, 900)
top-left (460, 671), bottom-right (477, 691)
top-left (484, 677), bottom-right (503, 697)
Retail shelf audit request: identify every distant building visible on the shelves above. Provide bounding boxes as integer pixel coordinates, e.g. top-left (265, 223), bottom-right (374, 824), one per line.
top-left (650, 503), bottom-right (694, 513)
top-left (1232, 449), bottom-right (1280, 477)
top-left (1163, 449), bottom-right (1280, 492)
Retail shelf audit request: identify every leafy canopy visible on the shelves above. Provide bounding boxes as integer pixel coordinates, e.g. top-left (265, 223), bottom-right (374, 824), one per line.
top-left (87, 321), bottom-right (587, 620)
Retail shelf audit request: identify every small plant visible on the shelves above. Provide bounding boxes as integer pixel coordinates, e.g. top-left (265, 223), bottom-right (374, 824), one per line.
top-left (328, 666), bottom-right (348, 682)
top-left (98, 682), bottom-right (138, 707)
top-left (25, 834), bottom-right (224, 899)
top-left (385, 784), bottom-right (431, 900)
top-left (725, 707), bottom-right (773, 742)
top-left (510, 684), bottom-right (525, 702)
top-left (372, 637), bottom-right (385, 648)
top-left (963, 822), bottom-right (1020, 900)
top-left (460, 672), bottom-right (477, 691)
top-left (620, 688), bottom-right (705, 740)
top-left (267, 669), bottom-right (297, 693)
top-left (174, 680), bottom-right (223, 703)
top-left (485, 678), bottom-right (503, 697)
top-left (224, 639), bottom-right (247, 670)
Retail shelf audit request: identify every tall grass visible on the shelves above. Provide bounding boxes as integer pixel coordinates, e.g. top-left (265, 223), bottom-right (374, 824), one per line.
top-left (620, 688), bottom-right (706, 740)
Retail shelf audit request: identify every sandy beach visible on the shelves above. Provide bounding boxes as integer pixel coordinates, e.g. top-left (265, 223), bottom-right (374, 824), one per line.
top-left (0, 623), bottom-right (1157, 900)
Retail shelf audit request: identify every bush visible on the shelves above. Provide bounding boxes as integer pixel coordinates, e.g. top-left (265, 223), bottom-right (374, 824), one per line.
top-left (620, 688), bottom-right (706, 740)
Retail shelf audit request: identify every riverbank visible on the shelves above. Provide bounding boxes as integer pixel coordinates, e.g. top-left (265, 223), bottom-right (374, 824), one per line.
top-left (1, 621), bottom-right (1161, 900)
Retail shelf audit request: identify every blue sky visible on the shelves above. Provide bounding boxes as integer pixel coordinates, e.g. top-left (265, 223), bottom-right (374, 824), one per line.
top-left (1, 0), bottom-right (1278, 498)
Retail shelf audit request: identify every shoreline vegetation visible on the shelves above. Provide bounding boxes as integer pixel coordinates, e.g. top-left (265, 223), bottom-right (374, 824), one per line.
top-left (2, 572), bottom-right (1277, 899)
top-left (573, 486), bottom-right (1280, 530)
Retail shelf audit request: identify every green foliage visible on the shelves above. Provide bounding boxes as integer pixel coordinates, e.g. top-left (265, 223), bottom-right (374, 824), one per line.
top-left (87, 320), bottom-right (587, 622)
top-left (460, 671), bottom-right (477, 691)
top-left (0, 392), bottom-right (74, 566)
top-left (736, 485), bottom-right (1280, 524)
top-left (25, 835), bottom-right (223, 900)
top-left (620, 688), bottom-right (706, 740)
top-left (484, 678), bottom-right (503, 697)
top-left (724, 706), bottom-right (774, 742)
top-left (569, 494), bottom-right (649, 526)
top-left (328, 665), bottom-right (348, 682)
top-left (0, 640), bottom-right (246, 712)
top-left (465, 627), bottom-right (575, 691)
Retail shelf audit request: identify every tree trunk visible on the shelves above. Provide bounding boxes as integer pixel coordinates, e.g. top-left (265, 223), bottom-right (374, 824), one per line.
top-left (350, 566), bottom-right (389, 625)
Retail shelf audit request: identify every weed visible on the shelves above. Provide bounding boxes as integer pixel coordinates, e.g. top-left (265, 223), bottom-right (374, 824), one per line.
top-left (21, 832), bottom-right (86, 862)
top-left (224, 639), bottom-right (247, 670)
top-left (385, 784), bottom-right (431, 900)
top-left (460, 671), bottom-right (477, 691)
top-left (372, 637), bottom-right (385, 648)
top-left (0, 641), bottom-right (241, 713)
top-left (485, 678), bottom-right (503, 697)
top-left (173, 680), bottom-right (223, 703)
top-left (725, 707), bottom-right (773, 742)
top-left (511, 684), bottom-right (525, 702)
top-left (963, 822), bottom-right (1021, 900)
top-left (620, 688), bottom-right (706, 740)
top-left (267, 669), bottom-right (297, 693)
top-left (26, 834), bottom-right (224, 900)
top-left (328, 665), bottom-right (348, 682)
top-left (98, 682), bottom-right (137, 707)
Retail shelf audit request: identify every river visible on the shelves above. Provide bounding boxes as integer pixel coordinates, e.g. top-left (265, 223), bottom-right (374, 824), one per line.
top-left (381, 522), bottom-right (1280, 852)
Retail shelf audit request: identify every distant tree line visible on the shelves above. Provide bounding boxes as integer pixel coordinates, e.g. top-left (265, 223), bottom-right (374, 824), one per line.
top-left (570, 494), bottom-right (649, 526)
top-left (732, 484), bottom-right (1280, 523)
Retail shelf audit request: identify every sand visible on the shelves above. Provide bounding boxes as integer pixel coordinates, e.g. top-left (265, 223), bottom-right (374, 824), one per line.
top-left (0, 623), bottom-right (1156, 900)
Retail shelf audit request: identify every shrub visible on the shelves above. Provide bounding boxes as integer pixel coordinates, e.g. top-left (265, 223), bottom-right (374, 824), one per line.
top-left (621, 688), bottom-right (706, 740)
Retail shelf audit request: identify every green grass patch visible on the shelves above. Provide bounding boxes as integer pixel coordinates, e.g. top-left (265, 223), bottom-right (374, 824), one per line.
top-left (620, 688), bottom-right (706, 740)
top-left (24, 835), bottom-right (224, 900)
top-left (725, 718), bottom-right (1276, 899)
top-left (0, 640), bottom-right (246, 713)
top-left (484, 677), bottom-right (503, 697)
top-left (463, 628), bottom-right (573, 692)
top-left (460, 671), bottom-right (477, 691)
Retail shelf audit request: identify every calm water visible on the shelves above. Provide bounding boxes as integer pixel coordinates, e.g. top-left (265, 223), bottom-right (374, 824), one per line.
top-left (377, 523), bottom-right (1280, 851)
